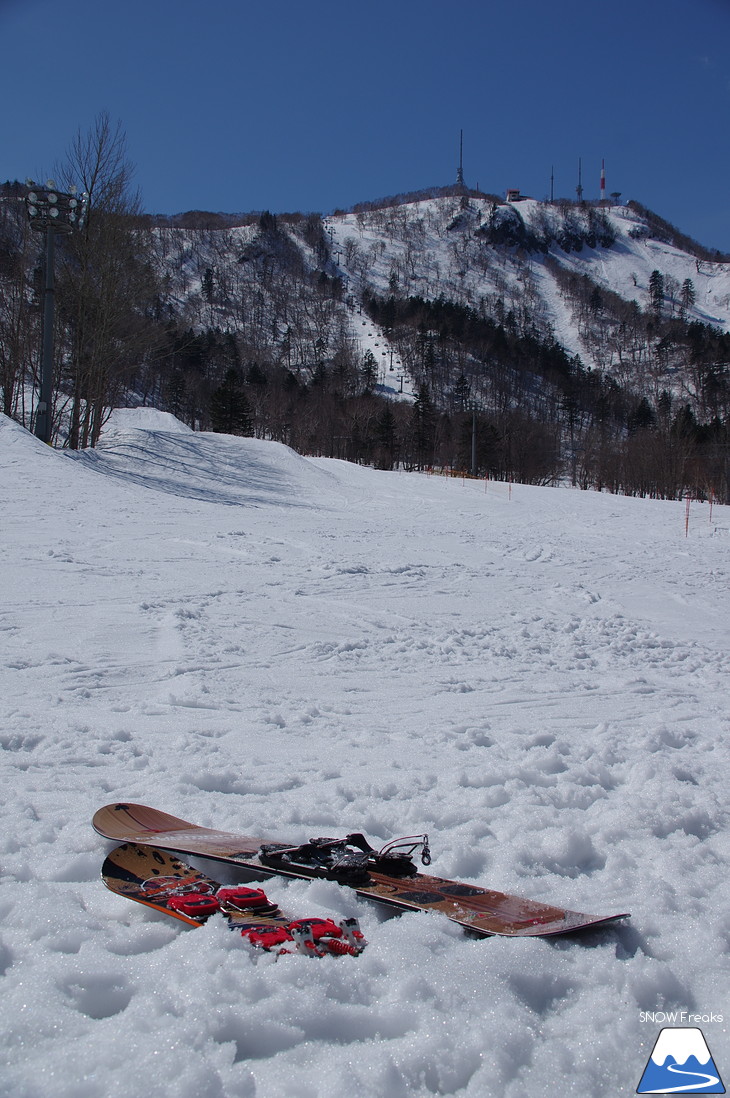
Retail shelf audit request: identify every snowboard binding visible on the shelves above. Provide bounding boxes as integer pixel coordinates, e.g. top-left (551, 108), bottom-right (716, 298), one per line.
top-left (142, 874), bottom-right (367, 957)
top-left (259, 832), bottom-right (431, 884)
top-left (241, 916), bottom-right (367, 957)
top-left (165, 883), bottom-right (280, 920)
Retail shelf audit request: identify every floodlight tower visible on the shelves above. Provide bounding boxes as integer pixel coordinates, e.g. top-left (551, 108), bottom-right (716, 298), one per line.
top-left (576, 158), bottom-right (583, 203)
top-left (600, 159), bottom-right (606, 203)
top-left (25, 180), bottom-right (85, 444)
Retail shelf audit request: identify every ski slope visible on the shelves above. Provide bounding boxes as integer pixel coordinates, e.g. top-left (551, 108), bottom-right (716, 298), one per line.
top-left (329, 197), bottom-right (730, 332)
top-left (325, 196), bottom-right (730, 389)
top-left (1, 408), bottom-right (728, 1097)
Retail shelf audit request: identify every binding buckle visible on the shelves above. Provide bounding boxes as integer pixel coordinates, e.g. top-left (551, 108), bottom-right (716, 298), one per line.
top-left (376, 834), bottom-right (431, 867)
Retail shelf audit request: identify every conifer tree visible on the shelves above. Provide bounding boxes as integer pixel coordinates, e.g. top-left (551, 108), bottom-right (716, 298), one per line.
top-left (375, 404), bottom-right (397, 469)
top-left (210, 368), bottom-right (253, 435)
top-left (649, 269), bottom-right (664, 314)
top-left (412, 384), bottom-right (437, 468)
top-left (680, 278), bottom-right (696, 315)
top-left (361, 350), bottom-right (379, 394)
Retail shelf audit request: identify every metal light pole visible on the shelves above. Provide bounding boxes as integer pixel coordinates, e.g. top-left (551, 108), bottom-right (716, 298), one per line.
top-left (25, 180), bottom-right (85, 444)
top-left (471, 404), bottom-right (477, 477)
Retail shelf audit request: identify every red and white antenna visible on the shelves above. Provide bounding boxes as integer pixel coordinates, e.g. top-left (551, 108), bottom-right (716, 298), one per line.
top-left (600, 159), bottom-right (606, 202)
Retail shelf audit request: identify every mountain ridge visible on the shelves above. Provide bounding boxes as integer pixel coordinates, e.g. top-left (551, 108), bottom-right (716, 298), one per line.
top-left (2, 181), bottom-right (729, 498)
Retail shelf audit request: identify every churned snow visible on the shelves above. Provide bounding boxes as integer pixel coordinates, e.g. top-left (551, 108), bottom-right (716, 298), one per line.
top-left (1, 408), bottom-right (728, 1097)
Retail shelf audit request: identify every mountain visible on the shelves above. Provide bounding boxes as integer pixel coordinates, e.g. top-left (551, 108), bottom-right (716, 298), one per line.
top-left (142, 191), bottom-right (730, 495)
top-left (345, 194), bottom-right (729, 358)
top-left (153, 191), bottom-right (730, 397)
top-left (154, 190), bottom-right (730, 365)
top-left (2, 183), bottom-right (729, 497)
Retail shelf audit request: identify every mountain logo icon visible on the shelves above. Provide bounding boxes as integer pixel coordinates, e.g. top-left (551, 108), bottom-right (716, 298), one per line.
top-left (637, 1027), bottom-right (725, 1093)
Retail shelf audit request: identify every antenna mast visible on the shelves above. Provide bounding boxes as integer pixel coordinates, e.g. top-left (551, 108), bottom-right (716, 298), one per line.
top-left (576, 157), bottom-right (583, 203)
top-left (456, 129), bottom-right (465, 187)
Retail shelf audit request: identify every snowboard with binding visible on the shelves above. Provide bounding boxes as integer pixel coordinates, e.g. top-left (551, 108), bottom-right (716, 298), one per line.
top-left (94, 804), bottom-right (629, 938)
top-left (101, 841), bottom-right (366, 956)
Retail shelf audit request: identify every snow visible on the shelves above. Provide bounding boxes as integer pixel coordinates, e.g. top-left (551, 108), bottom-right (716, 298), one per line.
top-left (495, 198), bottom-right (730, 326)
top-left (1, 408), bottom-right (729, 1097)
top-left (103, 407), bottom-right (195, 434)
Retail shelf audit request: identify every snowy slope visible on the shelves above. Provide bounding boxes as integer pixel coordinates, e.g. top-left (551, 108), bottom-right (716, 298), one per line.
top-left (142, 196), bottom-right (730, 412)
top-left (329, 197), bottom-right (730, 329)
top-left (325, 196), bottom-right (730, 383)
top-left (1, 409), bottom-right (729, 1097)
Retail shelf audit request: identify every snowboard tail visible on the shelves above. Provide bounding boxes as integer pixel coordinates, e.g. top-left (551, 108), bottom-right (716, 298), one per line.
top-left (94, 803), bottom-right (630, 938)
top-left (101, 842), bottom-right (366, 956)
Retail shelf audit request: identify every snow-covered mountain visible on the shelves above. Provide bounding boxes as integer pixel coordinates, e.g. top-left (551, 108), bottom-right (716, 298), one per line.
top-left (2, 182), bottom-right (728, 492)
top-left (328, 196), bottom-right (730, 347)
top-left (159, 192), bottom-right (730, 402)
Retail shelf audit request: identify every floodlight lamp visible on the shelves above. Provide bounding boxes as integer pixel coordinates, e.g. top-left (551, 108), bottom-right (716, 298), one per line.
top-left (68, 198), bottom-right (77, 208)
top-left (69, 185), bottom-right (77, 194)
top-left (25, 178), bottom-right (35, 187)
top-left (49, 208), bottom-right (59, 218)
top-left (28, 206), bottom-right (38, 217)
top-left (28, 191), bottom-right (38, 203)
top-left (46, 179), bottom-right (56, 188)
top-left (47, 193), bottom-right (58, 203)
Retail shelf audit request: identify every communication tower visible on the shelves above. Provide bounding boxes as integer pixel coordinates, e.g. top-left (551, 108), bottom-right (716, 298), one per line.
top-left (456, 130), bottom-right (465, 187)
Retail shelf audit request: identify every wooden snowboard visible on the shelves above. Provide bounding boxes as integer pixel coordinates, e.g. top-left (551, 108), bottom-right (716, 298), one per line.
top-left (94, 803), bottom-right (630, 938)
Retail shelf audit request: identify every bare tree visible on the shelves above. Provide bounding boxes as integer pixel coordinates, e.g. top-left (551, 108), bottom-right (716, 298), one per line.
top-left (56, 112), bottom-right (162, 447)
top-left (0, 185), bottom-right (36, 424)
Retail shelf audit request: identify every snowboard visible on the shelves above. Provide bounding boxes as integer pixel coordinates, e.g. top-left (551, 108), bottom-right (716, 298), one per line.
top-left (101, 841), bottom-right (366, 956)
top-left (93, 803), bottom-right (630, 938)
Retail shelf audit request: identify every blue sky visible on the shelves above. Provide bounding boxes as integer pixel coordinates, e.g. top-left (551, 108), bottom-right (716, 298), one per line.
top-left (3, 0), bottom-right (730, 250)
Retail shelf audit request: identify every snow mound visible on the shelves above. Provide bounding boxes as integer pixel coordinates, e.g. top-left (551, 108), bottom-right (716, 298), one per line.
top-left (68, 425), bottom-right (343, 509)
top-left (102, 407), bottom-right (194, 435)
